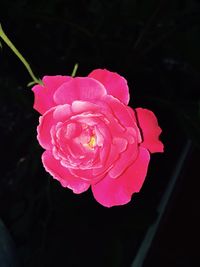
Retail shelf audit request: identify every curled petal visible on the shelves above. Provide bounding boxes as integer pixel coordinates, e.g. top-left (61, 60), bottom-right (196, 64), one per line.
top-left (92, 147), bottom-right (150, 207)
top-left (37, 104), bottom-right (72, 150)
top-left (54, 77), bottom-right (107, 105)
top-left (136, 108), bottom-right (164, 153)
top-left (88, 69), bottom-right (130, 104)
top-left (37, 108), bottom-right (56, 150)
top-left (32, 75), bottom-right (72, 114)
top-left (42, 151), bottom-right (90, 194)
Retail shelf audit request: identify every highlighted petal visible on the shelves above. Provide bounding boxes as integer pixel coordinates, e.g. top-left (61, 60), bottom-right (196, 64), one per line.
top-left (71, 100), bottom-right (99, 114)
top-left (54, 77), bottom-right (107, 105)
top-left (88, 69), bottom-right (130, 104)
top-left (32, 75), bottom-right (72, 114)
top-left (42, 151), bottom-right (90, 194)
top-left (136, 108), bottom-right (164, 153)
top-left (92, 147), bottom-right (150, 207)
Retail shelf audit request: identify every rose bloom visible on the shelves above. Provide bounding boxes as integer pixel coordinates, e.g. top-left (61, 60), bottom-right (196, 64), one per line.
top-left (32, 69), bottom-right (164, 207)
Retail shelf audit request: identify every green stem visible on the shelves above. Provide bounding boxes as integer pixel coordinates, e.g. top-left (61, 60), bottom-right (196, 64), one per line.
top-left (0, 23), bottom-right (42, 85)
top-left (71, 63), bottom-right (79, 77)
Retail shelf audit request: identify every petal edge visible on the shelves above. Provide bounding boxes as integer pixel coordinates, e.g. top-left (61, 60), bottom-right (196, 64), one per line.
top-left (136, 108), bottom-right (164, 153)
top-left (88, 69), bottom-right (130, 105)
top-left (42, 151), bottom-right (90, 194)
top-left (92, 147), bottom-right (150, 207)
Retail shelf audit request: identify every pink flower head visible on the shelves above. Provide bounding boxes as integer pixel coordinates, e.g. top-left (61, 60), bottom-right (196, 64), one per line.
top-left (32, 69), bottom-right (164, 207)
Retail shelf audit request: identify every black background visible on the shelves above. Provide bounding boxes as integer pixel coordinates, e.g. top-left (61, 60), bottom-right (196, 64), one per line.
top-left (0, 1), bottom-right (199, 266)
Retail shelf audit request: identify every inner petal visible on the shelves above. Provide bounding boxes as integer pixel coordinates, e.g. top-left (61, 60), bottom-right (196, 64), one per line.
top-left (53, 119), bottom-right (102, 169)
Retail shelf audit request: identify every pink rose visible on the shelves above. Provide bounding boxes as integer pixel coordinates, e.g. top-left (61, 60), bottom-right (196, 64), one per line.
top-left (32, 69), bottom-right (164, 207)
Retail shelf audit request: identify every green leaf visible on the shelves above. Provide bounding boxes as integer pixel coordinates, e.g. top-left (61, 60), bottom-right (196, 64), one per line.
top-left (27, 79), bottom-right (43, 87)
top-left (71, 63), bottom-right (79, 77)
top-left (27, 81), bottom-right (37, 87)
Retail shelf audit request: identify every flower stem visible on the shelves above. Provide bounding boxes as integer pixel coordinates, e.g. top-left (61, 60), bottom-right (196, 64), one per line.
top-left (0, 23), bottom-right (42, 85)
top-left (71, 63), bottom-right (79, 77)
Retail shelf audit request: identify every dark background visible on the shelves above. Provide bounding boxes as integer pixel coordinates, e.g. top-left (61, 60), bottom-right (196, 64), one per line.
top-left (0, 0), bottom-right (199, 266)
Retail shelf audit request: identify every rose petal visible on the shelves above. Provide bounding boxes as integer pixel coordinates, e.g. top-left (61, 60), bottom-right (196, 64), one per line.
top-left (32, 75), bottom-right (72, 114)
top-left (91, 147), bottom-right (150, 207)
top-left (88, 69), bottom-right (130, 104)
top-left (92, 143), bottom-right (119, 177)
top-left (112, 137), bottom-right (128, 153)
top-left (70, 112), bottom-right (102, 126)
top-left (37, 104), bottom-right (72, 150)
top-left (136, 108), bottom-right (164, 153)
top-left (42, 150), bottom-right (90, 194)
top-left (53, 104), bottom-right (72, 121)
top-left (71, 100), bottom-right (99, 114)
top-left (54, 77), bottom-right (107, 105)
top-left (68, 166), bottom-right (103, 184)
top-left (109, 141), bottom-right (138, 179)
top-left (103, 95), bottom-right (137, 128)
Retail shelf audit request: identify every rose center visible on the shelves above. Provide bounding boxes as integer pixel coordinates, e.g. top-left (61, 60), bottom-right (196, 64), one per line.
top-left (83, 135), bottom-right (96, 150)
top-left (88, 135), bottom-right (96, 148)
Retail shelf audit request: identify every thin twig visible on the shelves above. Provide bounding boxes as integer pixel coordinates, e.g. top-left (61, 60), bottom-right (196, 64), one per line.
top-left (0, 23), bottom-right (42, 86)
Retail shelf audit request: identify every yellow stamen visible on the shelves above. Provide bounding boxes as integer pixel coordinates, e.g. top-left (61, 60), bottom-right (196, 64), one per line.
top-left (88, 136), bottom-right (96, 148)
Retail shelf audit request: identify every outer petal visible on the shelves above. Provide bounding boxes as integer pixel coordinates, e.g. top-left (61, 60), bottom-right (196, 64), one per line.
top-left (54, 77), bottom-right (107, 105)
top-left (136, 108), bottom-right (164, 153)
top-left (103, 95), bottom-right (136, 128)
top-left (32, 75), bottom-right (72, 114)
top-left (42, 151), bottom-right (90, 194)
top-left (88, 69), bottom-right (130, 105)
top-left (91, 147), bottom-right (150, 207)
top-left (108, 141), bottom-right (138, 179)
top-left (37, 104), bottom-right (72, 150)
